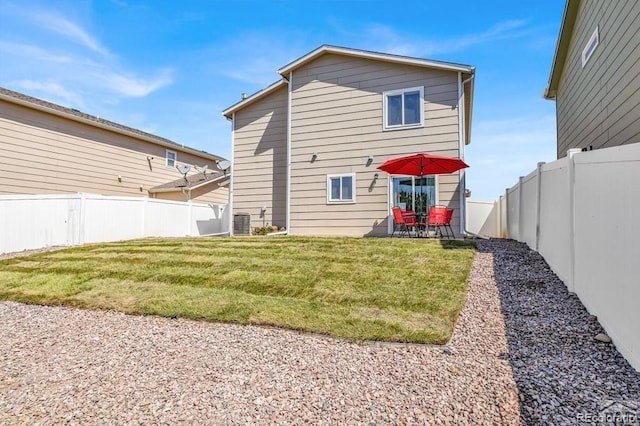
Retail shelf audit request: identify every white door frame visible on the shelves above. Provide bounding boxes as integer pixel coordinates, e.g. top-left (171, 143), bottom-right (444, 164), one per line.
top-left (386, 175), bottom-right (439, 234)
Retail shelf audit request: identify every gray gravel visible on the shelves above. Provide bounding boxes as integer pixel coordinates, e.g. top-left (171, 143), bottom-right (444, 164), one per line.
top-left (485, 239), bottom-right (640, 425)
top-left (0, 239), bottom-right (637, 424)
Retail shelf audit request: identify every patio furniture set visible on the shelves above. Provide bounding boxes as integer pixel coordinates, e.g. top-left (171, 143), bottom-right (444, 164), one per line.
top-left (392, 206), bottom-right (455, 239)
top-left (378, 153), bottom-right (468, 240)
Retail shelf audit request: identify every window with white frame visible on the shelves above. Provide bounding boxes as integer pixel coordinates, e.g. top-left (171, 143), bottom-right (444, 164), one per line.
top-left (582, 26), bottom-right (599, 68)
top-left (166, 149), bottom-right (177, 168)
top-left (327, 173), bottom-right (356, 204)
top-left (383, 86), bottom-right (424, 130)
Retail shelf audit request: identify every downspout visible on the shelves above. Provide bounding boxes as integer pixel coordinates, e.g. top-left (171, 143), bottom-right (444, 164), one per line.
top-left (266, 230), bottom-right (288, 237)
top-left (458, 72), bottom-right (486, 239)
top-left (229, 112), bottom-right (235, 236)
top-left (285, 72), bottom-right (293, 235)
top-left (197, 231), bottom-right (231, 237)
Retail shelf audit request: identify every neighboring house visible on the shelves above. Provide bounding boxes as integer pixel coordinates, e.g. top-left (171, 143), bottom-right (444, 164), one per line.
top-left (0, 87), bottom-right (229, 204)
top-left (223, 45), bottom-right (474, 236)
top-left (544, 0), bottom-right (640, 158)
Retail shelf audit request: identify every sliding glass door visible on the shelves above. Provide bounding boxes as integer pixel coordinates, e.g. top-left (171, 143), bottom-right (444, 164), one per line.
top-left (391, 176), bottom-right (436, 213)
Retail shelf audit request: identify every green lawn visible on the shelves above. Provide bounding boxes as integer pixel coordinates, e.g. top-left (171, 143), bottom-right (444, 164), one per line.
top-left (0, 237), bottom-right (475, 344)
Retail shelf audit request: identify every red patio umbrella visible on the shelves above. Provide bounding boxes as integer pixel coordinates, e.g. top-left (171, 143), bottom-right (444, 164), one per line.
top-left (377, 153), bottom-right (469, 176)
top-left (377, 153), bottom-right (469, 214)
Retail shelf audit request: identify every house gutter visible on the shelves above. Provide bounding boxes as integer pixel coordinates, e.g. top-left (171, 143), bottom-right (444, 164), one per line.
top-left (229, 112), bottom-right (236, 236)
top-left (457, 72), bottom-right (487, 239)
top-left (457, 72), bottom-right (467, 237)
top-left (284, 72), bottom-right (293, 235)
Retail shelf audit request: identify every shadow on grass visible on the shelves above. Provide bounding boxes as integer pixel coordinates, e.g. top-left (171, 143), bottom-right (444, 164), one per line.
top-left (477, 239), bottom-right (640, 425)
top-left (366, 236), bottom-right (475, 250)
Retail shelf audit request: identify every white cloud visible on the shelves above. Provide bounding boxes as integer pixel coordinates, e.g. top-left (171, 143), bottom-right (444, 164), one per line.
top-left (361, 20), bottom-right (529, 57)
top-left (220, 57), bottom-right (283, 87)
top-left (1, 3), bottom-right (111, 57)
top-left (465, 114), bottom-right (557, 200)
top-left (0, 4), bottom-right (172, 101)
top-left (212, 19), bottom-right (533, 87)
top-left (8, 80), bottom-right (84, 107)
top-left (0, 41), bottom-right (72, 63)
top-left (34, 13), bottom-right (109, 56)
top-left (474, 115), bottom-right (557, 146)
top-left (31, 12), bottom-right (110, 56)
top-left (209, 31), bottom-right (310, 86)
top-left (94, 69), bottom-right (174, 97)
top-left (360, 24), bottom-right (423, 56)
top-left (448, 20), bottom-right (529, 50)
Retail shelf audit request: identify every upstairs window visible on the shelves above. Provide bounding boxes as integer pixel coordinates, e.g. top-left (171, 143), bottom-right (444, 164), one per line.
top-left (166, 149), bottom-right (177, 168)
top-left (582, 26), bottom-right (599, 68)
top-left (383, 86), bottom-right (424, 130)
top-left (327, 173), bottom-right (356, 204)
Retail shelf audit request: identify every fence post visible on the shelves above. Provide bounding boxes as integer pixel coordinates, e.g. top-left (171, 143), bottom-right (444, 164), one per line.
top-left (535, 162), bottom-right (545, 251)
top-left (495, 198), bottom-right (500, 239)
top-left (567, 149), bottom-right (581, 293)
top-left (517, 176), bottom-right (524, 242)
top-left (498, 195), bottom-right (503, 238)
top-left (504, 188), bottom-right (510, 239)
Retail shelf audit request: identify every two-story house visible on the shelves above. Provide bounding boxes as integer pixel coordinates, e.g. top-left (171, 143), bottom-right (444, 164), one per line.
top-left (223, 45), bottom-right (474, 236)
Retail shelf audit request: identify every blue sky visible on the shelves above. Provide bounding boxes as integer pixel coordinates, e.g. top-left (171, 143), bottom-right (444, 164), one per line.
top-left (0, 0), bottom-right (564, 200)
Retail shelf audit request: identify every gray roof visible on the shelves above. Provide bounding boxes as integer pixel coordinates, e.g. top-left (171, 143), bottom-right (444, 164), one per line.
top-left (0, 86), bottom-right (224, 162)
top-left (149, 171), bottom-right (227, 193)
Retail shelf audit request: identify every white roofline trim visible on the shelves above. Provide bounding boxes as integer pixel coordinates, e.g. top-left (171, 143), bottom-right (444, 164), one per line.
top-left (278, 45), bottom-right (475, 76)
top-left (188, 174), bottom-right (229, 190)
top-left (544, 0), bottom-right (579, 99)
top-left (463, 73), bottom-right (475, 145)
top-left (0, 91), bottom-right (222, 162)
top-left (222, 79), bottom-right (288, 118)
top-left (148, 187), bottom-right (188, 194)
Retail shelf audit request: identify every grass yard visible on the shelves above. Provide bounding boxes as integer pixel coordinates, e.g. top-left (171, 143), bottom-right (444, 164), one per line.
top-left (0, 237), bottom-right (475, 344)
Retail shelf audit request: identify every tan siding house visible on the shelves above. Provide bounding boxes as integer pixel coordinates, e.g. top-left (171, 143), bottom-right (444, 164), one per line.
top-left (224, 46), bottom-right (474, 237)
top-left (0, 88), bottom-right (229, 204)
top-left (544, 0), bottom-right (640, 158)
top-left (232, 81), bottom-right (288, 229)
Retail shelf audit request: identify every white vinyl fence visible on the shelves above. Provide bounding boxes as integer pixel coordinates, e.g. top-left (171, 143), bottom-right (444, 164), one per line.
top-left (466, 199), bottom-right (506, 238)
top-left (0, 193), bottom-right (230, 254)
top-left (468, 143), bottom-right (640, 372)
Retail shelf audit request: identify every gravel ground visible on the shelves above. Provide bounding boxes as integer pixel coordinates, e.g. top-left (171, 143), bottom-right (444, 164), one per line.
top-left (486, 239), bottom-right (640, 425)
top-left (0, 239), bottom-right (637, 425)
